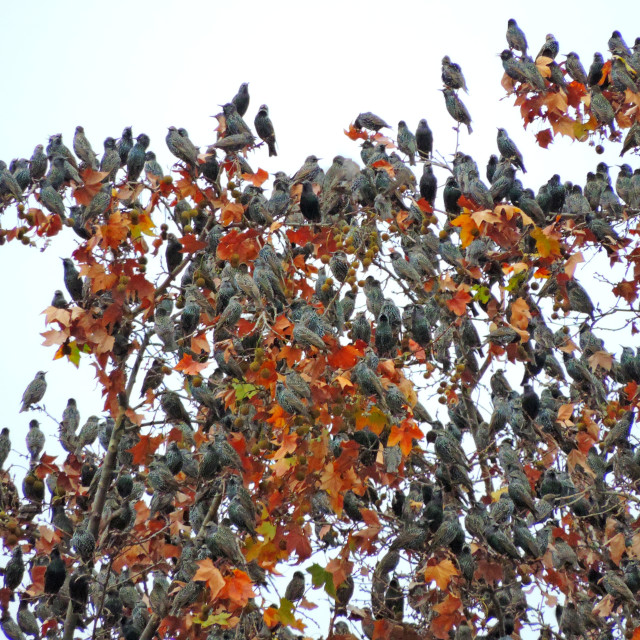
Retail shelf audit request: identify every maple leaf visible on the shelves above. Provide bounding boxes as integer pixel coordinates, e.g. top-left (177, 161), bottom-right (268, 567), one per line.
top-left (613, 280), bottom-right (638, 304)
top-left (327, 344), bottom-right (363, 370)
top-left (431, 595), bottom-right (463, 640)
top-left (451, 213), bottom-right (479, 248)
top-left (423, 559), bottom-right (459, 590)
top-left (446, 288), bottom-right (472, 316)
top-left (531, 226), bottom-right (562, 258)
top-left (387, 421), bottom-right (423, 456)
top-left (607, 532), bottom-right (627, 567)
top-left (220, 569), bottom-right (255, 607)
top-left (128, 434), bottom-right (164, 466)
top-left (564, 251), bottom-right (584, 278)
top-left (179, 234), bottom-right (207, 253)
top-left (535, 128), bottom-right (553, 148)
top-left (221, 202), bottom-right (244, 226)
top-left (216, 228), bottom-right (260, 262)
top-left (193, 559), bottom-right (225, 600)
top-left (241, 168), bottom-right (269, 187)
top-left (344, 124), bottom-right (368, 141)
top-left (174, 353), bottom-right (210, 375)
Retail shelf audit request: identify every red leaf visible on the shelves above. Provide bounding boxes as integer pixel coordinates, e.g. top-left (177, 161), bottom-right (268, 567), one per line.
top-left (416, 198), bottom-right (434, 214)
top-left (286, 227), bottom-right (313, 247)
top-left (193, 559), bottom-right (225, 599)
top-left (174, 354), bottom-right (210, 375)
top-left (535, 128), bottom-right (553, 149)
top-left (129, 434), bottom-right (164, 466)
top-left (180, 234), bottom-right (207, 253)
top-left (327, 344), bottom-right (363, 370)
top-left (388, 421), bottom-right (423, 456)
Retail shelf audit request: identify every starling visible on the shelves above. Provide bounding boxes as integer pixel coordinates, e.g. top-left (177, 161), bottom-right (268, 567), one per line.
top-left (148, 459), bottom-right (179, 493)
top-left (397, 121), bottom-right (417, 165)
top-left (144, 151), bottom-right (164, 181)
top-left (537, 33), bottom-right (559, 60)
top-left (374, 313), bottom-right (396, 357)
top-left (466, 170), bottom-right (493, 210)
top-left (285, 368), bottom-right (311, 399)
top-left (44, 548), bottom-right (66, 594)
top-left (20, 371), bottom-right (47, 413)
top-left (140, 358), bottom-right (164, 398)
top-left (117, 127), bottom-right (133, 167)
top-left (457, 545), bottom-right (476, 581)
top-left (414, 118), bottom-right (434, 159)
top-left (231, 82), bottom-right (250, 117)
top-left (29, 144), bottom-right (47, 181)
top-left (443, 176), bottom-right (462, 215)
top-left (441, 55), bottom-right (468, 92)
top-left (160, 390), bottom-right (192, 425)
top-left (61, 398), bottom-right (80, 438)
top-left (354, 112), bottom-right (390, 132)
top-left (484, 524), bottom-right (520, 559)
top-left (419, 164), bottom-right (437, 206)
top-left (154, 307), bottom-right (178, 353)
top-left (166, 126), bottom-right (199, 169)
top-left (83, 184), bottom-right (112, 222)
top-left (73, 126), bottom-right (98, 170)
top-left (165, 233), bottom-right (182, 274)
top-left (126, 133), bottom-right (150, 182)
top-left (100, 136), bottom-right (120, 181)
top-left (26, 419), bottom-right (45, 461)
top-left (0, 612), bottom-right (25, 640)
top-left (228, 495), bottom-right (256, 538)
top-left (205, 523), bottom-right (246, 567)
top-left (201, 147), bottom-right (219, 183)
top-left (442, 89), bottom-right (472, 133)
top-left (275, 381), bottom-right (311, 419)
top-left (500, 49), bottom-right (529, 84)
top-left (521, 384), bottom-right (540, 419)
top-left (611, 56), bottom-right (639, 93)
top-left (497, 128), bottom-right (526, 173)
top-left (293, 322), bottom-right (329, 352)
top-left (590, 86), bottom-right (616, 131)
top-left (335, 575), bottom-right (354, 616)
top-left (385, 578), bottom-right (404, 621)
top-left (284, 571), bottom-right (305, 603)
top-left (609, 30), bottom-right (632, 58)
top-left (4, 547), bottom-right (24, 590)
top-left (351, 312), bottom-right (371, 344)
top-left (16, 601), bottom-right (38, 639)
top-left (254, 104), bottom-right (277, 157)
top-left (292, 155), bottom-right (323, 184)
top-left (62, 258), bottom-right (83, 303)
top-left (76, 415), bottom-right (100, 453)
top-left (299, 181), bottom-right (321, 223)
top-left (506, 18), bottom-right (528, 54)
top-left (565, 52), bottom-right (588, 85)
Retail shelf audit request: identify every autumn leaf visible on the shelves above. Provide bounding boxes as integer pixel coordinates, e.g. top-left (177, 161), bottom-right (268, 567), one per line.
top-left (424, 559), bottom-right (459, 590)
top-left (535, 128), bottom-right (553, 148)
top-left (241, 168), bottom-right (269, 187)
top-left (564, 251), bottom-right (584, 278)
top-left (219, 569), bottom-right (255, 607)
top-left (179, 234), bottom-right (207, 253)
top-left (446, 288), bottom-right (472, 316)
top-left (345, 124), bottom-right (369, 141)
top-left (431, 595), bottom-right (463, 640)
top-left (607, 532), bottom-right (627, 567)
top-left (387, 421), bottom-right (423, 456)
top-left (174, 353), bottom-right (210, 375)
top-left (451, 213), bottom-right (479, 248)
top-left (531, 226), bottom-right (562, 258)
top-left (221, 202), bottom-right (244, 226)
top-left (129, 434), bottom-right (164, 466)
top-left (327, 344), bottom-right (363, 369)
top-left (588, 350), bottom-right (613, 372)
top-left (193, 559), bottom-right (225, 600)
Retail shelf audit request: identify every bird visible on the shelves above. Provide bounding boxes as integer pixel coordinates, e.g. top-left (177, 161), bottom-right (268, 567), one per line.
top-left (166, 126), bottom-right (199, 170)
top-left (126, 133), bottom-right (150, 182)
top-left (354, 112), bottom-right (390, 132)
top-left (506, 18), bottom-right (528, 54)
top-left (537, 33), bottom-right (559, 60)
top-left (160, 390), bottom-right (192, 425)
top-left (415, 119), bottom-right (433, 159)
top-left (44, 548), bottom-right (67, 594)
top-left (254, 104), bottom-right (277, 157)
top-left (497, 128), bottom-right (526, 173)
top-left (20, 372), bottom-right (47, 412)
top-left (565, 52), bottom-right (588, 85)
top-left (299, 182), bottom-right (321, 223)
top-left (275, 381), bottom-right (311, 419)
top-left (73, 126), bottom-right (98, 170)
top-left (117, 127), bottom-right (133, 167)
top-left (3, 546), bottom-right (24, 590)
top-left (442, 89), bottom-right (472, 134)
top-left (442, 55), bottom-right (468, 92)
top-left (231, 82), bottom-right (250, 117)
top-left (62, 258), bottom-right (83, 303)
top-left (397, 121), bottom-right (417, 165)
top-left (26, 420), bottom-right (45, 461)
top-left (284, 571), bottom-right (305, 603)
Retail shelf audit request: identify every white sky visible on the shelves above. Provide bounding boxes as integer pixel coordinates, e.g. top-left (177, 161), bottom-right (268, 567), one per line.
top-left (0, 0), bottom-right (639, 634)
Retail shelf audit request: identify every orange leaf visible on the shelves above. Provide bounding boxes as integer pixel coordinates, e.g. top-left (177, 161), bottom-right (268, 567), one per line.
top-left (193, 559), bottom-right (225, 600)
top-left (631, 627), bottom-right (640, 640)
top-left (423, 559), bottom-right (459, 590)
top-left (607, 532), bottom-right (627, 567)
top-left (241, 168), bottom-right (269, 187)
top-left (129, 434), bottom-right (164, 466)
top-left (220, 569), bottom-right (255, 607)
top-left (588, 350), bottom-right (613, 372)
top-left (433, 595), bottom-right (462, 616)
top-left (509, 297), bottom-right (531, 330)
top-left (327, 344), bottom-right (363, 370)
top-left (446, 288), bottom-right (472, 316)
top-left (531, 226), bottom-right (561, 259)
top-left (345, 124), bottom-right (369, 141)
top-left (174, 354), bottom-right (210, 376)
top-left (451, 213), bottom-right (478, 249)
top-left (564, 251), bottom-right (584, 278)
top-left (221, 202), bottom-right (244, 226)
top-left (388, 421), bottom-right (423, 456)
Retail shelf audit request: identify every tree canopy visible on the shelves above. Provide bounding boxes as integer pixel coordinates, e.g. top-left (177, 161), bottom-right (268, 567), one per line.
top-left (1, 17), bottom-right (640, 640)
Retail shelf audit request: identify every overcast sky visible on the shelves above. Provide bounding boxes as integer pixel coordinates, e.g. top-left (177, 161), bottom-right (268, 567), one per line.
top-left (0, 0), bottom-right (639, 630)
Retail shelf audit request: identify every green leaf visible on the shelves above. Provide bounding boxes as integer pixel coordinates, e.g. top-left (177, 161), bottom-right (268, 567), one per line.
top-left (472, 285), bottom-right (491, 304)
top-left (257, 520), bottom-right (276, 541)
top-left (68, 341), bottom-right (81, 368)
top-left (277, 598), bottom-right (298, 626)
top-left (193, 612), bottom-right (231, 628)
top-left (505, 270), bottom-right (527, 293)
top-left (233, 382), bottom-right (260, 401)
top-left (307, 563), bottom-right (330, 588)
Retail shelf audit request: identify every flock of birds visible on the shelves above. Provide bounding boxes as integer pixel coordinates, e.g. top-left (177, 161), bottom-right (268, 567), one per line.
top-left (0, 17), bottom-right (639, 640)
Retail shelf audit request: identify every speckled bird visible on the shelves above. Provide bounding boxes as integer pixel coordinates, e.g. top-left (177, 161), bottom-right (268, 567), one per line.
top-left (397, 121), bottom-right (417, 165)
top-left (354, 112), bottom-right (390, 132)
top-left (126, 133), bottom-right (150, 182)
top-left (442, 55), bottom-right (468, 93)
top-left (254, 104), bottom-right (277, 157)
top-left (73, 126), bottom-right (98, 170)
top-left (506, 18), bottom-right (528, 54)
top-left (415, 119), bottom-right (433, 159)
top-left (497, 128), bottom-right (526, 173)
top-left (231, 82), bottom-right (250, 116)
top-left (442, 88), bottom-right (472, 134)
top-left (20, 371), bottom-right (47, 413)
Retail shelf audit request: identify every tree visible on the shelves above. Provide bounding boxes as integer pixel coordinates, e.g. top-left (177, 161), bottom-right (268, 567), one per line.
top-left (0, 19), bottom-right (640, 640)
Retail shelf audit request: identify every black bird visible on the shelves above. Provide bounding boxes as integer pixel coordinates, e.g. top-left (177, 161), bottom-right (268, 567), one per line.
top-left (299, 182), bottom-right (321, 223)
top-left (416, 119), bottom-right (433, 159)
top-left (254, 104), bottom-right (277, 157)
top-left (231, 82), bottom-right (250, 117)
top-left (44, 548), bottom-right (66, 594)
